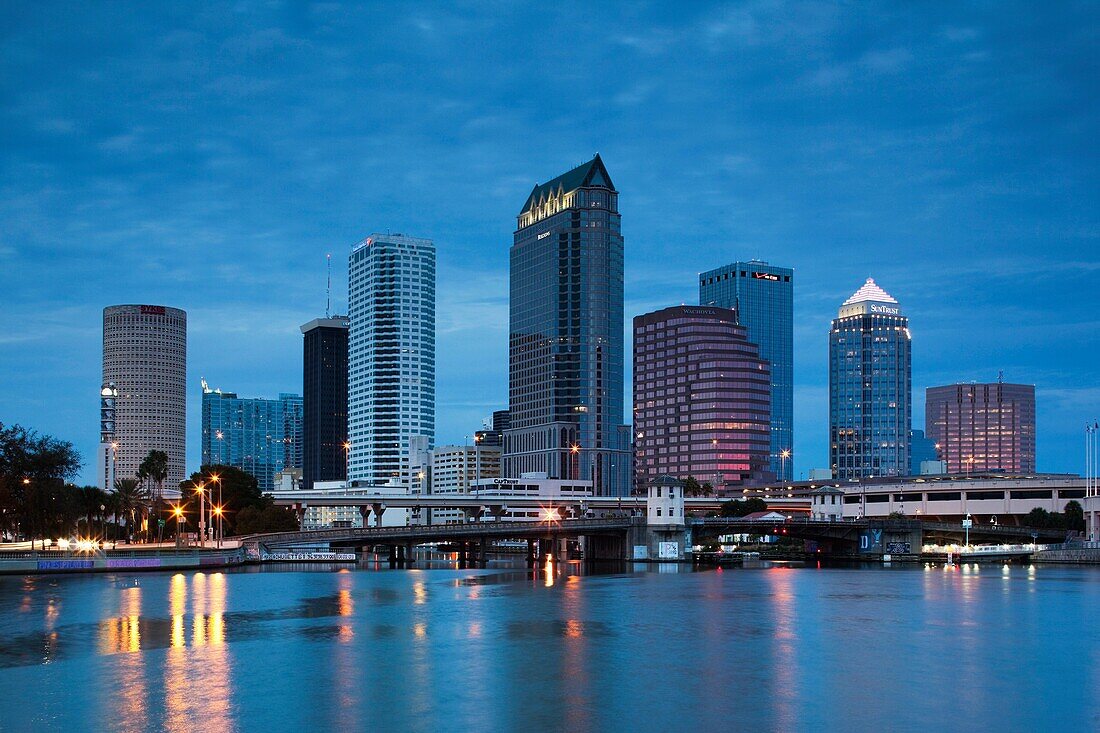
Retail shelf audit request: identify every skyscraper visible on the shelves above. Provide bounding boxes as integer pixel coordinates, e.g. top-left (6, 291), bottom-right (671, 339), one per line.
top-left (926, 381), bottom-right (1036, 473)
top-left (348, 233), bottom-right (436, 484)
top-left (700, 260), bottom-right (794, 480)
top-left (633, 306), bottom-right (771, 490)
top-left (503, 155), bottom-right (631, 496)
top-left (829, 279), bottom-right (911, 480)
top-left (100, 305), bottom-right (187, 490)
top-left (301, 316), bottom-right (349, 489)
top-left (200, 382), bottom-right (303, 492)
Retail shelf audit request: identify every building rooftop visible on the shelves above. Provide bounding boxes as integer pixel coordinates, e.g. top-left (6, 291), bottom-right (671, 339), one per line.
top-left (842, 278), bottom-right (898, 306)
top-left (520, 154), bottom-right (614, 215)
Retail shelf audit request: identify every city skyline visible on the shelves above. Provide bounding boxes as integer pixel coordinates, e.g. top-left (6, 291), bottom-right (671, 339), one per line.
top-left (1, 4), bottom-right (1096, 485)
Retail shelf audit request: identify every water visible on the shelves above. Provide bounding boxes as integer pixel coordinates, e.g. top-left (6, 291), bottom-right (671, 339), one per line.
top-left (1, 559), bottom-right (1098, 732)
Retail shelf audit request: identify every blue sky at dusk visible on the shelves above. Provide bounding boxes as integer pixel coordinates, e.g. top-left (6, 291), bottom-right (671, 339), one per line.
top-left (1, 2), bottom-right (1097, 485)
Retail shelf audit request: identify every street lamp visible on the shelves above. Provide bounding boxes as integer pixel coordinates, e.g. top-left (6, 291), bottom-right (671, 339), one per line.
top-left (570, 444), bottom-right (580, 481)
top-left (963, 512), bottom-right (973, 549)
top-left (194, 482), bottom-right (207, 548)
top-left (209, 473), bottom-right (222, 546)
top-left (780, 449), bottom-right (792, 483)
top-left (172, 505), bottom-right (184, 548)
top-left (343, 441), bottom-right (351, 479)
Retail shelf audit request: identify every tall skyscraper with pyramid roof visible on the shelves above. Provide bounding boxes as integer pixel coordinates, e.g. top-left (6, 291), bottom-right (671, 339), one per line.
top-left (503, 155), bottom-right (631, 495)
top-left (829, 278), bottom-right (912, 480)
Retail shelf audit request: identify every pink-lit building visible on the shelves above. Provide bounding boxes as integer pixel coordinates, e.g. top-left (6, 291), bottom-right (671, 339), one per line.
top-left (925, 381), bottom-right (1036, 473)
top-left (633, 306), bottom-right (771, 492)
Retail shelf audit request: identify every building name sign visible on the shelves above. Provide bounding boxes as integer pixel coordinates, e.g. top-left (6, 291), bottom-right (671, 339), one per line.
top-left (140, 305), bottom-right (166, 315)
top-left (493, 478), bottom-right (519, 485)
top-left (537, 231), bottom-right (551, 240)
top-left (870, 304), bottom-right (900, 315)
top-left (752, 271), bottom-right (780, 281)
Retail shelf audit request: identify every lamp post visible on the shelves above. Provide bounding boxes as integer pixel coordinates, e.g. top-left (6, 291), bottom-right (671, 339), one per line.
top-left (570, 444), bottom-right (580, 481)
top-left (780, 449), bottom-right (791, 484)
top-left (342, 441), bottom-right (351, 481)
top-left (209, 474), bottom-right (222, 547)
top-left (195, 482), bottom-right (206, 548)
top-left (963, 512), bottom-right (973, 549)
top-left (173, 505), bottom-right (184, 548)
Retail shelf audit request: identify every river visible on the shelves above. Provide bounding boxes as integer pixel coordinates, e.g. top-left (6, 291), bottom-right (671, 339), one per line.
top-left (1, 559), bottom-right (1097, 732)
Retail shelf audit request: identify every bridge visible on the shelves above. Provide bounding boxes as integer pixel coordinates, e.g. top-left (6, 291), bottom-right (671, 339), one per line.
top-left (269, 488), bottom-right (809, 525)
top-left (240, 514), bottom-right (1071, 564)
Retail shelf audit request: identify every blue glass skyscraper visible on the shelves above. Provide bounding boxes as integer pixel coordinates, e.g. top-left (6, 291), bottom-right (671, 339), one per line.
top-left (503, 155), bottom-right (631, 495)
top-left (201, 381), bottom-right (303, 491)
top-left (700, 261), bottom-right (793, 480)
top-left (829, 278), bottom-right (911, 479)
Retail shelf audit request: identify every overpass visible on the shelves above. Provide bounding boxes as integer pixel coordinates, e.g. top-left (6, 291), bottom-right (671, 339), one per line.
top-left (240, 514), bottom-right (1070, 564)
top-left (269, 488), bottom-right (809, 524)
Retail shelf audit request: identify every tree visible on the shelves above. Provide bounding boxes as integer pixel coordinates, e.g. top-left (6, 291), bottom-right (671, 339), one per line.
top-left (138, 450), bottom-right (169, 541)
top-left (700, 482), bottom-right (714, 497)
top-left (180, 465), bottom-right (267, 536)
top-left (113, 478), bottom-right (150, 542)
top-left (0, 422), bottom-right (82, 546)
top-left (683, 476), bottom-right (702, 497)
top-left (719, 497), bottom-right (768, 517)
top-left (234, 505), bottom-right (300, 535)
top-left (1064, 501), bottom-right (1085, 533)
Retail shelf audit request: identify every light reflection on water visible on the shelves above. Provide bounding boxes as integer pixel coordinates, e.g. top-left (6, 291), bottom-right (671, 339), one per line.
top-left (0, 560), bottom-right (1097, 732)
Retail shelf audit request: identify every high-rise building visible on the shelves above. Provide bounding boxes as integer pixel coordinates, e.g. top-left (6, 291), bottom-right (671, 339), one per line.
top-left (200, 381), bottom-right (303, 492)
top-left (503, 155), bottom-right (631, 495)
top-left (700, 261), bottom-right (794, 480)
top-left (301, 316), bottom-right (349, 489)
top-left (474, 409), bottom-right (510, 447)
top-left (829, 279), bottom-right (911, 480)
top-left (348, 233), bottom-right (436, 484)
top-left (633, 306), bottom-right (771, 490)
top-left (100, 305), bottom-right (187, 490)
top-left (909, 429), bottom-right (941, 475)
top-left (925, 381), bottom-right (1036, 473)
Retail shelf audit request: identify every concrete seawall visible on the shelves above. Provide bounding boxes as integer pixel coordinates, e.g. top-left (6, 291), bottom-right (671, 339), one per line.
top-left (0, 548), bottom-right (248, 575)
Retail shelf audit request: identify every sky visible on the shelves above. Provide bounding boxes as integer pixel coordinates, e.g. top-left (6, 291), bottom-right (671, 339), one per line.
top-left (1, 2), bottom-right (1097, 486)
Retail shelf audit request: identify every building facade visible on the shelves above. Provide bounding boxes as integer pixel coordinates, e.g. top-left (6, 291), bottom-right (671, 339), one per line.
top-left (101, 305), bottom-right (187, 490)
top-left (348, 233), bottom-right (436, 484)
top-left (909, 429), bottom-right (940, 475)
top-left (503, 155), bottom-right (631, 495)
top-left (301, 316), bottom-right (349, 489)
top-left (633, 306), bottom-right (772, 491)
top-left (829, 279), bottom-right (911, 480)
top-left (699, 260), bottom-right (794, 480)
top-left (925, 381), bottom-right (1036, 473)
top-left (201, 382), bottom-right (303, 492)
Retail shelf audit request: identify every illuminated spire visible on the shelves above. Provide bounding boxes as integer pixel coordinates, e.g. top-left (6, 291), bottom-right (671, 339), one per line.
top-left (843, 278), bottom-right (898, 305)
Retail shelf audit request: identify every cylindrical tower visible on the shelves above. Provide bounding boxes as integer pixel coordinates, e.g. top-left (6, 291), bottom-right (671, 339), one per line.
top-left (102, 305), bottom-right (187, 493)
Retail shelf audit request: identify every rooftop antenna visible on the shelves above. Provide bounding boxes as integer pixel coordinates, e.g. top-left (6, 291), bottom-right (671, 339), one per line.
top-left (998, 370), bottom-right (1004, 384)
top-left (326, 253), bottom-right (331, 318)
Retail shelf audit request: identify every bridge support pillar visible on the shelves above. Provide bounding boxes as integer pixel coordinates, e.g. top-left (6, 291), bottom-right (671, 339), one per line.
top-left (388, 545), bottom-right (397, 564)
top-left (358, 505), bottom-right (370, 528)
top-left (405, 542), bottom-right (415, 566)
top-left (397, 544), bottom-right (405, 564)
top-left (371, 503), bottom-right (386, 527)
top-left (526, 539), bottom-right (536, 566)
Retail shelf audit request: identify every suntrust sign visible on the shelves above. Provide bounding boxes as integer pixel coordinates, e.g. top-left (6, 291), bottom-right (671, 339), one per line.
top-left (870, 304), bottom-right (900, 315)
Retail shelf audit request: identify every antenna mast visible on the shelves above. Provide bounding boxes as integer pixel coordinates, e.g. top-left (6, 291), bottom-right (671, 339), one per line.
top-left (326, 253), bottom-right (331, 318)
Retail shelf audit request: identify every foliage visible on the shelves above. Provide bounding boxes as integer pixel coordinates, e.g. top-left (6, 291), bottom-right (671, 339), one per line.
top-left (113, 478), bottom-right (150, 541)
top-left (180, 465), bottom-right (268, 536)
top-left (0, 422), bottom-right (82, 544)
top-left (1023, 503), bottom-right (1085, 532)
top-left (718, 497), bottom-right (768, 517)
top-left (234, 505), bottom-right (300, 535)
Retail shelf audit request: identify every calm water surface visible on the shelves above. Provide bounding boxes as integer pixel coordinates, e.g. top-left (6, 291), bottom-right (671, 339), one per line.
top-left (1, 559), bottom-right (1098, 732)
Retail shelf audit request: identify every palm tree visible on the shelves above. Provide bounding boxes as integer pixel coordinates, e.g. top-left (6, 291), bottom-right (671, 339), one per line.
top-left (138, 450), bottom-right (169, 542)
top-left (113, 478), bottom-right (149, 544)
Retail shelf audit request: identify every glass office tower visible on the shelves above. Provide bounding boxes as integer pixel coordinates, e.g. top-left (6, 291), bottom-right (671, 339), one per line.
top-left (633, 306), bottom-right (771, 491)
top-left (700, 261), bottom-right (793, 480)
top-left (301, 316), bottom-right (349, 489)
top-left (926, 381), bottom-right (1036, 473)
top-left (201, 382), bottom-right (303, 492)
top-left (348, 233), bottom-right (436, 484)
top-left (503, 154), bottom-right (631, 495)
top-left (829, 278), bottom-right (911, 480)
